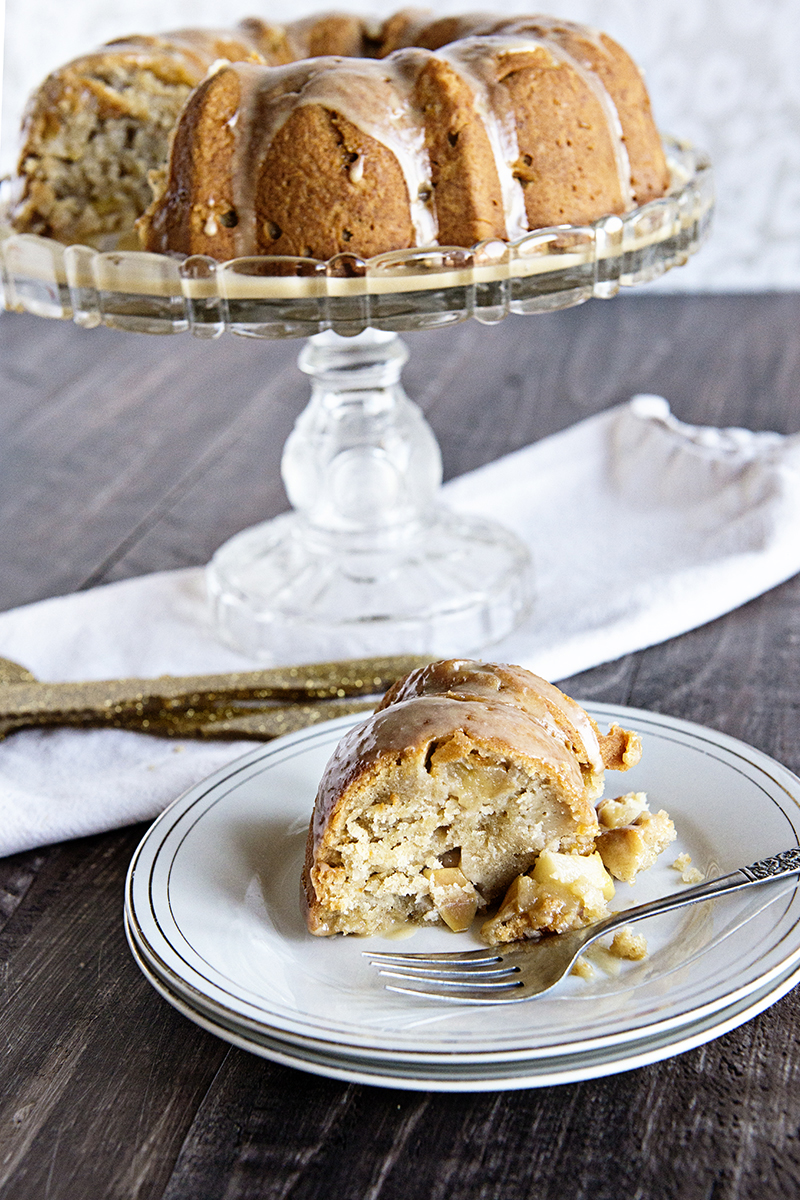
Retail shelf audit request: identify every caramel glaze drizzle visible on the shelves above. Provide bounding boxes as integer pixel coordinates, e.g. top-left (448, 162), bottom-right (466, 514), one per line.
top-left (218, 19), bottom-right (634, 254)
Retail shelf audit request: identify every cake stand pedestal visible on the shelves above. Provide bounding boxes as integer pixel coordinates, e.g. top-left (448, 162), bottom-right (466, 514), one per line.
top-left (207, 327), bottom-right (532, 660)
top-left (0, 138), bottom-right (712, 663)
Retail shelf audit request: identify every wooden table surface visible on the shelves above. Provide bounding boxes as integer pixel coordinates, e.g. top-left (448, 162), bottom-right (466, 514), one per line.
top-left (1, 293), bottom-right (799, 1199)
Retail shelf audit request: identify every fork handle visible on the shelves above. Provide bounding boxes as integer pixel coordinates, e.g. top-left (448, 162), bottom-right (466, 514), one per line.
top-left (590, 847), bottom-right (800, 942)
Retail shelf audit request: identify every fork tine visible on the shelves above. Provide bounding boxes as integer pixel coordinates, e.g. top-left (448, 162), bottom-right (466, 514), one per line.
top-left (371, 955), bottom-right (515, 974)
top-left (364, 947), bottom-right (501, 966)
top-left (372, 961), bottom-right (517, 980)
top-left (376, 968), bottom-right (518, 987)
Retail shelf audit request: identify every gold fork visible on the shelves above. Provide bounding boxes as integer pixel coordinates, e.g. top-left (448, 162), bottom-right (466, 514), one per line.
top-left (0, 653), bottom-right (428, 740)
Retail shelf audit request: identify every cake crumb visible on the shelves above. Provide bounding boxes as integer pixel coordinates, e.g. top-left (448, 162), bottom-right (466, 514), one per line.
top-left (571, 956), bottom-right (595, 980)
top-left (480, 850), bottom-right (615, 944)
top-left (610, 926), bottom-right (647, 961)
top-left (672, 853), bottom-right (704, 884)
top-left (595, 796), bottom-right (676, 884)
top-left (597, 791), bottom-right (648, 829)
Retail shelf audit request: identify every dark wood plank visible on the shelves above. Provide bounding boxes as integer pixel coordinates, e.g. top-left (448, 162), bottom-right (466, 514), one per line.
top-left (3, 295), bottom-right (799, 604)
top-left (0, 313), bottom-right (300, 607)
top-left (626, 576), bottom-right (800, 771)
top-left (564, 574), bottom-right (800, 773)
top-left (152, 990), bottom-right (800, 1200)
top-left (1, 293), bottom-right (799, 1200)
top-left (0, 848), bottom-right (47, 935)
top-left (0, 827), bottom-right (229, 1200)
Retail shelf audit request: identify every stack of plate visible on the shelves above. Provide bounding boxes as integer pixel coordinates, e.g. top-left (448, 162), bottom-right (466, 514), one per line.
top-left (125, 704), bottom-right (800, 1091)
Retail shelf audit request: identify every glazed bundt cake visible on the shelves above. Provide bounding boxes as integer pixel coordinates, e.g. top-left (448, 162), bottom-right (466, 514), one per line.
top-left (142, 13), bottom-right (669, 260)
top-left (11, 11), bottom-right (669, 257)
top-left (301, 659), bottom-right (651, 940)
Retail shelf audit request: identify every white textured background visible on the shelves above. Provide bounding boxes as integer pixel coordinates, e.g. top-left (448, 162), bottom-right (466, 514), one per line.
top-left (3, 0), bottom-right (800, 291)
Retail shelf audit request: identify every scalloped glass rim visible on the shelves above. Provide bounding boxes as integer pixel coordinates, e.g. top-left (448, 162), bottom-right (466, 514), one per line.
top-left (0, 137), bottom-right (712, 340)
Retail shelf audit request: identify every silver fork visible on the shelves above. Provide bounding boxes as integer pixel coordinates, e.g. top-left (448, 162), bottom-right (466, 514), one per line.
top-left (364, 848), bottom-right (800, 1004)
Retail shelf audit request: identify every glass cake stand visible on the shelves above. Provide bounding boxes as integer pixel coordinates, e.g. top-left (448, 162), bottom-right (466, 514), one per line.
top-left (0, 138), bottom-right (712, 662)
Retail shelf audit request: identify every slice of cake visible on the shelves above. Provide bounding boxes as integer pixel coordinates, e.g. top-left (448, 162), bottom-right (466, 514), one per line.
top-left (302, 659), bottom-right (644, 938)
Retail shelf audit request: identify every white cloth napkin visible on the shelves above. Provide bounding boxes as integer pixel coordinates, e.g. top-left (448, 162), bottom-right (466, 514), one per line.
top-left (1, 395), bottom-right (799, 858)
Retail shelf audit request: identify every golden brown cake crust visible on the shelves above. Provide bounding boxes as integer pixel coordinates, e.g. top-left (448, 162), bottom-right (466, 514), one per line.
top-left (254, 104), bottom-right (416, 260)
top-left (142, 66), bottom-right (242, 262)
top-left (309, 694), bottom-right (598, 847)
top-left (380, 13), bottom-right (668, 188)
top-left (499, 45), bottom-right (627, 228)
top-left (377, 658), bottom-right (608, 783)
top-left (285, 12), bottom-right (375, 59)
top-left (140, 13), bottom-right (669, 260)
top-left (413, 55), bottom-right (508, 245)
top-left (378, 11), bottom-right (669, 206)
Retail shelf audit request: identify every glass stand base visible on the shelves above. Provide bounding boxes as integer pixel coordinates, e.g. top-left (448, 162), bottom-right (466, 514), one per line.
top-left (207, 327), bottom-right (532, 663)
top-left (207, 508), bottom-right (532, 663)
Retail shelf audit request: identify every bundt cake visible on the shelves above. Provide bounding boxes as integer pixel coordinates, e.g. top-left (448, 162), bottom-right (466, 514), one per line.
top-left (301, 659), bottom-right (652, 940)
top-left (11, 11), bottom-right (669, 258)
top-left (142, 13), bottom-right (669, 260)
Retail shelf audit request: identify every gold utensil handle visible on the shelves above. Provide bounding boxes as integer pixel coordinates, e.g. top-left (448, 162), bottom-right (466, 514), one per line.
top-left (0, 654), bottom-right (428, 731)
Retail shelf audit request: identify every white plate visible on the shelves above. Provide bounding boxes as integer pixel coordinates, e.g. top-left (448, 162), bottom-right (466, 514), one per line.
top-left (126, 703), bottom-right (800, 1071)
top-left (125, 910), bottom-right (800, 1092)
